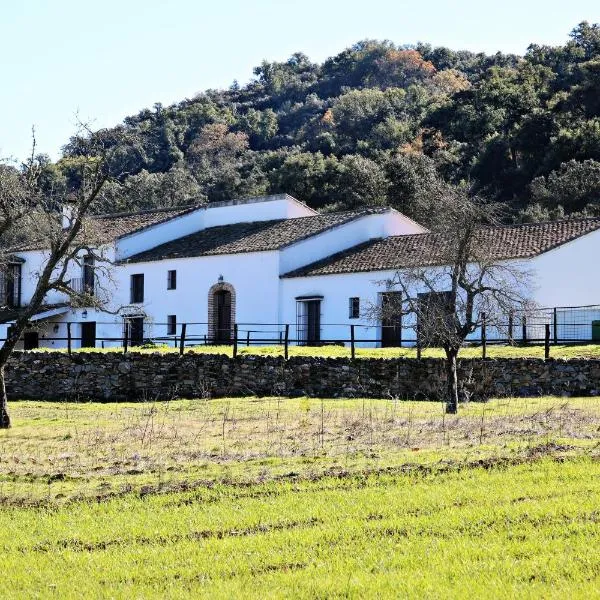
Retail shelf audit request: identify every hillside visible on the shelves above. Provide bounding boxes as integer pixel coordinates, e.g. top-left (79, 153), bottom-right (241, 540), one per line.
top-left (59, 21), bottom-right (600, 223)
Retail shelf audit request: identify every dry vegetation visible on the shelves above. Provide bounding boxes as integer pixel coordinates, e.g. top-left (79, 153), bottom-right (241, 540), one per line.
top-left (1, 396), bottom-right (599, 505)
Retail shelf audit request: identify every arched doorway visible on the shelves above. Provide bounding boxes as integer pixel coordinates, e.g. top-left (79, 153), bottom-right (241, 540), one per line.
top-left (208, 282), bottom-right (236, 344)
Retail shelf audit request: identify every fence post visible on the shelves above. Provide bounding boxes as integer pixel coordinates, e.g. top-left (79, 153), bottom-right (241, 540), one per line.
top-left (522, 316), bottom-right (527, 343)
top-left (179, 323), bottom-right (187, 356)
top-left (246, 330), bottom-right (250, 347)
top-left (545, 323), bottom-right (551, 360)
top-left (233, 324), bottom-right (238, 358)
top-left (508, 311), bottom-right (514, 344)
top-left (481, 312), bottom-right (487, 359)
top-left (553, 307), bottom-right (558, 345)
top-left (350, 324), bottom-right (355, 359)
top-left (123, 323), bottom-right (128, 354)
top-left (284, 324), bottom-right (289, 360)
top-left (67, 322), bottom-right (72, 355)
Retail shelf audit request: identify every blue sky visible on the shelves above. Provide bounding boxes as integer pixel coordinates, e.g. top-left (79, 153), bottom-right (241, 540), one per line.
top-left (1, 0), bottom-right (598, 161)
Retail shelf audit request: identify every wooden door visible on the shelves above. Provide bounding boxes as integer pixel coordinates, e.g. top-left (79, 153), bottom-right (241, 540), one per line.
top-left (81, 321), bottom-right (96, 348)
top-left (381, 292), bottom-right (402, 347)
top-left (215, 290), bottom-right (232, 343)
top-left (128, 317), bottom-right (144, 347)
top-left (23, 331), bottom-right (39, 350)
top-left (305, 300), bottom-right (321, 346)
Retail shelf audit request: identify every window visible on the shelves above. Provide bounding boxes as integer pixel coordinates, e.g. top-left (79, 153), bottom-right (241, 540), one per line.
top-left (167, 315), bottom-right (177, 336)
top-left (167, 270), bottom-right (177, 290)
top-left (130, 274), bottom-right (144, 303)
top-left (349, 297), bottom-right (360, 319)
top-left (83, 255), bottom-right (95, 296)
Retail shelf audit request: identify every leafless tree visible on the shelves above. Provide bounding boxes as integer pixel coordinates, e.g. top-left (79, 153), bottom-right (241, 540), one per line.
top-left (0, 126), bottom-right (135, 427)
top-left (377, 183), bottom-right (533, 414)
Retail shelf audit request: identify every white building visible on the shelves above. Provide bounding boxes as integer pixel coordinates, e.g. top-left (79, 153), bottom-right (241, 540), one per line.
top-left (2, 193), bottom-right (600, 349)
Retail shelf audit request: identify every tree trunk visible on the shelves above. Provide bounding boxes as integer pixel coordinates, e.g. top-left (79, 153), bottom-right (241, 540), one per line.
top-left (445, 350), bottom-right (459, 414)
top-left (0, 366), bottom-right (10, 428)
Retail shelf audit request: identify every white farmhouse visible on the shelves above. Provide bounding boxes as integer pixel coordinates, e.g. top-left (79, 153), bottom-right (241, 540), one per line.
top-left (1, 193), bottom-right (600, 349)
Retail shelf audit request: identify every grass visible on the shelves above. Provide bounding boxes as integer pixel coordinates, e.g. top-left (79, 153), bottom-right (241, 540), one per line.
top-left (1, 396), bottom-right (600, 597)
top-left (32, 342), bottom-right (600, 359)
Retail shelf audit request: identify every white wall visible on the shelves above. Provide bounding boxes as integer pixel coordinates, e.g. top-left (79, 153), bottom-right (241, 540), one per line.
top-left (530, 228), bottom-right (600, 307)
top-left (13, 245), bottom-right (116, 308)
top-left (16, 250), bottom-right (58, 305)
top-left (280, 270), bottom-right (397, 346)
top-left (114, 251), bottom-right (282, 345)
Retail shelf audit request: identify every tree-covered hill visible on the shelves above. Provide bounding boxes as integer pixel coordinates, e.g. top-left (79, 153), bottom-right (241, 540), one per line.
top-left (59, 21), bottom-right (600, 223)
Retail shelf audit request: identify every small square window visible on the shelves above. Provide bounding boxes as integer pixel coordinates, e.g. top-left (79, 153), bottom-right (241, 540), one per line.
top-left (167, 315), bottom-right (177, 336)
top-left (167, 270), bottom-right (177, 290)
top-left (349, 297), bottom-right (360, 319)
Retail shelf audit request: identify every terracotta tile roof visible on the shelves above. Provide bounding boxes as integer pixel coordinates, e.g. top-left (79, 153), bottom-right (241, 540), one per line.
top-left (122, 208), bottom-right (389, 263)
top-left (282, 218), bottom-right (600, 278)
top-left (11, 205), bottom-right (203, 252)
top-left (94, 205), bottom-right (202, 240)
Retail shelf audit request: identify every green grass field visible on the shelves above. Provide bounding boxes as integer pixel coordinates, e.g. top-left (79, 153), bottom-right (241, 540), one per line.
top-left (33, 342), bottom-right (600, 360)
top-left (1, 397), bottom-right (600, 598)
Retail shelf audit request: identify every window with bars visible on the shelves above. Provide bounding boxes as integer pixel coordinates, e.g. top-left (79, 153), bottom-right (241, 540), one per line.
top-left (167, 315), bottom-right (177, 335)
top-left (167, 270), bottom-right (177, 290)
top-left (349, 297), bottom-right (360, 319)
top-left (130, 274), bottom-right (144, 303)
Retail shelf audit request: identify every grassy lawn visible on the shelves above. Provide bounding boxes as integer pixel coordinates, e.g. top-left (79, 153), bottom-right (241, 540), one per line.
top-left (32, 342), bottom-right (600, 359)
top-left (1, 397), bottom-right (600, 597)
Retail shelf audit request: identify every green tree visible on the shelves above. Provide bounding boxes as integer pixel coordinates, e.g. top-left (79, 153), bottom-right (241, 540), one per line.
top-left (529, 159), bottom-right (600, 213)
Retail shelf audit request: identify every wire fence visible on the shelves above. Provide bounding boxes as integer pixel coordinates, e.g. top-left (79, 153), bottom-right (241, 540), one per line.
top-left (2, 303), bottom-right (600, 358)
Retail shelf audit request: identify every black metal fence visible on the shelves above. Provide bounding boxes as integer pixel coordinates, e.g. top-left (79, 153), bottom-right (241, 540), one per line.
top-left (2, 304), bottom-right (600, 358)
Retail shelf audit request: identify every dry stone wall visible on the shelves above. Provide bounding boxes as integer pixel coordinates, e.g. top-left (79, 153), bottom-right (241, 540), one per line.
top-left (5, 352), bottom-right (600, 402)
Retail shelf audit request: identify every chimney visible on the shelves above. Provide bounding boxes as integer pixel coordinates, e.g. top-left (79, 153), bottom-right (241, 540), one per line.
top-left (62, 201), bottom-right (76, 230)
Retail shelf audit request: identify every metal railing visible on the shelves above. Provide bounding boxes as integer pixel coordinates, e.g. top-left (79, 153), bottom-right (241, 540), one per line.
top-left (68, 277), bottom-right (95, 295)
top-left (1, 303), bottom-right (600, 359)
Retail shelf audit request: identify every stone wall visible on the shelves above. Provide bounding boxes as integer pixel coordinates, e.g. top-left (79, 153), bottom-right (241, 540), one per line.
top-left (4, 352), bottom-right (600, 402)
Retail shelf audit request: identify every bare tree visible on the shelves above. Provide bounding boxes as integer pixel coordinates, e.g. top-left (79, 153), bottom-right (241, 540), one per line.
top-left (0, 126), bottom-right (134, 427)
top-left (378, 184), bottom-right (532, 414)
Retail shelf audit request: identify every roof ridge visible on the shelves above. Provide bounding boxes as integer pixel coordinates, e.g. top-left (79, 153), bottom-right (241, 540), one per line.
top-left (482, 216), bottom-right (600, 231)
top-left (384, 217), bottom-right (600, 241)
top-left (204, 193), bottom-right (316, 211)
top-left (94, 203), bottom-right (203, 220)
